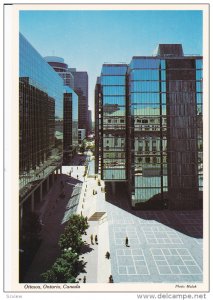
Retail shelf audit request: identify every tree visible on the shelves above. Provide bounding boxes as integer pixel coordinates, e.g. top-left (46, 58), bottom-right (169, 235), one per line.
top-left (66, 214), bottom-right (89, 235)
top-left (58, 214), bottom-right (89, 252)
top-left (41, 214), bottom-right (89, 283)
top-left (58, 230), bottom-right (84, 253)
top-left (41, 250), bottom-right (79, 283)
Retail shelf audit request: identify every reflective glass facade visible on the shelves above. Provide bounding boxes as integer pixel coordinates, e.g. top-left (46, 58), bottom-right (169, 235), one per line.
top-left (69, 69), bottom-right (89, 132)
top-left (100, 64), bottom-right (128, 180)
top-left (96, 44), bottom-right (203, 210)
top-left (19, 33), bottom-right (64, 194)
top-left (63, 86), bottom-right (79, 154)
top-left (44, 56), bottom-right (75, 89)
top-left (44, 56), bottom-right (79, 163)
top-left (196, 59), bottom-right (203, 193)
top-left (128, 58), bottom-right (167, 204)
top-left (20, 36), bottom-right (64, 120)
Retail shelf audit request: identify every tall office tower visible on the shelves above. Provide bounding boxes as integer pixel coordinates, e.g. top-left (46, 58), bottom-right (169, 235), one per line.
top-left (19, 33), bottom-right (64, 216)
top-left (63, 86), bottom-right (79, 162)
top-left (69, 68), bottom-right (89, 133)
top-left (95, 44), bottom-right (203, 210)
top-left (88, 110), bottom-right (92, 134)
top-left (44, 56), bottom-right (79, 162)
top-left (44, 56), bottom-right (74, 88)
top-left (95, 77), bottom-right (101, 174)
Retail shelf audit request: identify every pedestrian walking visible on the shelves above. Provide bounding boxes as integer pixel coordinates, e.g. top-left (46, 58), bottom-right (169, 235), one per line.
top-left (105, 251), bottom-right (110, 259)
top-left (125, 236), bottom-right (129, 247)
top-left (90, 234), bottom-right (94, 244)
top-left (109, 275), bottom-right (114, 283)
top-left (83, 276), bottom-right (86, 283)
top-left (95, 235), bottom-right (98, 244)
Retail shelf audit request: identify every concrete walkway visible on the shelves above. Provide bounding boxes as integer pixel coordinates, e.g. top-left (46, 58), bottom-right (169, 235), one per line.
top-left (76, 176), bottom-right (111, 283)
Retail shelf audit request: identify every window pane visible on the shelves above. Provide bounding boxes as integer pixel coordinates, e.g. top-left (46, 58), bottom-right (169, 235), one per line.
top-left (101, 75), bottom-right (126, 85)
top-left (131, 69), bottom-right (159, 80)
top-left (130, 58), bottom-right (160, 69)
top-left (131, 92), bottom-right (160, 104)
top-left (101, 65), bottom-right (127, 75)
top-left (103, 96), bottom-right (126, 106)
top-left (103, 86), bottom-right (126, 95)
top-left (130, 81), bottom-right (159, 92)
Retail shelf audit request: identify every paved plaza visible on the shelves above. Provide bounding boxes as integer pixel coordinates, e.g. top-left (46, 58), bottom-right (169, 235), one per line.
top-left (102, 183), bottom-right (203, 283)
top-left (23, 157), bottom-right (203, 284)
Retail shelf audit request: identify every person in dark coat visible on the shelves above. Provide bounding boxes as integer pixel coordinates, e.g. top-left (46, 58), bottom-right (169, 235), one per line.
top-left (90, 234), bottom-right (94, 244)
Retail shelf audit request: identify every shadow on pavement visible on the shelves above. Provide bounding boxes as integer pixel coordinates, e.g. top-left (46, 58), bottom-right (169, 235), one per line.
top-left (105, 182), bottom-right (203, 239)
top-left (80, 243), bottom-right (95, 255)
top-left (77, 259), bottom-right (87, 274)
top-left (23, 174), bottom-right (84, 283)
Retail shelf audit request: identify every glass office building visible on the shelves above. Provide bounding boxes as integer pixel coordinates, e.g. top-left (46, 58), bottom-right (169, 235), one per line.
top-left (100, 64), bottom-right (128, 180)
top-left (19, 33), bottom-right (64, 196)
top-left (63, 86), bottom-right (79, 162)
top-left (44, 56), bottom-right (79, 163)
top-left (44, 56), bottom-right (75, 89)
top-left (128, 57), bottom-right (168, 205)
top-left (95, 44), bottom-right (203, 210)
top-left (69, 68), bottom-right (89, 133)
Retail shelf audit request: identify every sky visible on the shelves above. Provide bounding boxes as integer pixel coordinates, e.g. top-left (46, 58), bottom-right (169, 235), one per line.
top-left (19, 9), bottom-right (203, 120)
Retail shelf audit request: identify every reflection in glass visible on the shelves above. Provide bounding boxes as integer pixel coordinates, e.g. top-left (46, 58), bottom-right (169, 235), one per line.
top-left (19, 33), bottom-right (64, 193)
top-left (101, 64), bottom-right (128, 180)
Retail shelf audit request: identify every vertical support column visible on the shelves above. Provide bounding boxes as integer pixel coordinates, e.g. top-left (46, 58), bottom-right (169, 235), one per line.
top-left (20, 206), bottom-right (23, 218)
top-left (40, 183), bottom-right (43, 202)
top-left (112, 182), bottom-right (116, 194)
top-left (47, 176), bottom-right (50, 192)
top-left (31, 192), bottom-right (35, 212)
top-left (20, 206), bottom-right (23, 228)
top-left (53, 172), bottom-right (55, 184)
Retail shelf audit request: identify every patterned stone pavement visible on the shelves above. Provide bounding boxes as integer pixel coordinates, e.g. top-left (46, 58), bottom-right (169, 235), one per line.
top-left (100, 183), bottom-right (203, 284)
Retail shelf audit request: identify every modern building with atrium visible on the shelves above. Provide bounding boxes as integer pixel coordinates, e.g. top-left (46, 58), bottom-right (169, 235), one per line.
top-left (95, 44), bottom-right (203, 210)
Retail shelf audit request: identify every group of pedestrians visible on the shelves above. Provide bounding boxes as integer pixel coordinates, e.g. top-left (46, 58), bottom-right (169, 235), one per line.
top-left (90, 234), bottom-right (98, 245)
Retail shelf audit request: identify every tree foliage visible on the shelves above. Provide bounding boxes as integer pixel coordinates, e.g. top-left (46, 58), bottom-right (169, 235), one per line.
top-left (41, 250), bottom-right (79, 283)
top-left (58, 214), bottom-right (89, 252)
top-left (41, 214), bottom-right (89, 283)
